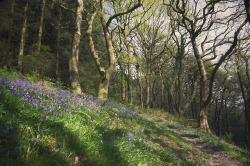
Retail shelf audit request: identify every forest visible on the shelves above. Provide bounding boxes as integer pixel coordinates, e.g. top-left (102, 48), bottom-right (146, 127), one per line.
top-left (0, 0), bottom-right (250, 165)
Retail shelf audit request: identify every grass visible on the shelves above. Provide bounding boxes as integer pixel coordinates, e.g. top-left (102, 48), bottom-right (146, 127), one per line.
top-left (0, 68), bottom-right (249, 166)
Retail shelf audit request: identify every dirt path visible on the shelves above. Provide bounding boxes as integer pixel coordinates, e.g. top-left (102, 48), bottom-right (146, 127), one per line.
top-left (169, 127), bottom-right (244, 166)
top-left (144, 115), bottom-right (246, 166)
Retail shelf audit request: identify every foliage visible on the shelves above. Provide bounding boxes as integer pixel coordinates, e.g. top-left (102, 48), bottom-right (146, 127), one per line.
top-left (22, 43), bottom-right (55, 78)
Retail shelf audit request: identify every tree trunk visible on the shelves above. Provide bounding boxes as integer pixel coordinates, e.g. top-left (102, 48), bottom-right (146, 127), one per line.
top-left (120, 71), bottom-right (124, 102)
top-left (180, 73), bottom-right (198, 116)
top-left (199, 74), bottom-right (210, 132)
top-left (159, 69), bottom-right (164, 110)
top-left (225, 97), bottom-right (231, 135)
top-left (117, 61), bottom-right (126, 102)
top-left (174, 80), bottom-right (181, 116)
top-left (214, 99), bottom-right (218, 131)
top-left (56, 6), bottom-right (61, 79)
top-left (97, 35), bottom-right (116, 99)
top-left (217, 99), bottom-right (222, 136)
top-left (191, 38), bottom-right (211, 132)
top-left (236, 54), bottom-right (250, 137)
top-left (136, 64), bottom-right (143, 108)
top-left (245, 118), bottom-right (249, 145)
top-left (128, 48), bottom-right (133, 104)
top-left (69, 0), bottom-right (83, 94)
top-left (124, 82), bottom-right (128, 103)
top-left (199, 104), bottom-right (210, 132)
top-left (37, 0), bottom-right (45, 54)
top-left (146, 62), bottom-right (151, 108)
top-left (139, 76), bottom-right (143, 108)
top-left (191, 100), bottom-right (197, 120)
top-left (199, 79), bottom-right (210, 132)
top-left (18, 0), bottom-right (28, 74)
top-left (130, 80), bottom-right (133, 104)
top-left (98, 77), bottom-right (110, 99)
top-left (6, 0), bottom-right (15, 70)
top-left (99, 1), bottom-right (116, 99)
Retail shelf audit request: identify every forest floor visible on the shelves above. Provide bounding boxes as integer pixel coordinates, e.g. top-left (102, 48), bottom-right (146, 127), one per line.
top-left (141, 113), bottom-right (249, 166)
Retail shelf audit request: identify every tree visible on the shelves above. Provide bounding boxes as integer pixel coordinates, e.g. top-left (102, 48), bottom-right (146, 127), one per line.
top-left (236, 47), bottom-right (250, 138)
top-left (133, 6), bottom-right (168, 108)
top-left (85, 0), bottom-right (142, 99)
top-left (18, 0), bottom-right (29, 74)
top-left (37, 0), bottom-right (46, 54)
top-left (56, 6), bottom-right (62, 79)
top-left (69, 0), bottom-right (83, 93)
top-left (164, 0), bottom-right (248, 132)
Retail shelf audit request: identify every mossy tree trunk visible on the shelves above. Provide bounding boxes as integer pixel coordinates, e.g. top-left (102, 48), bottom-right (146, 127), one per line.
top-left (69, 0), bottom-right (83, 94)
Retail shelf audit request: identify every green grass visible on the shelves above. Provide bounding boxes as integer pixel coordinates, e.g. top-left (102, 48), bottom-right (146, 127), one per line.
top-left (0, 68), bottom-right (249, 165)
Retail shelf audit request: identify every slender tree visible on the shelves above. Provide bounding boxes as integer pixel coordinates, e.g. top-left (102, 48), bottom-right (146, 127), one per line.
top-left (18, 0), bottom-right (28, 74)
top-left (37, 0), bottom-right (46, 54)
top-left (56, 6), bottom-right (62, 79)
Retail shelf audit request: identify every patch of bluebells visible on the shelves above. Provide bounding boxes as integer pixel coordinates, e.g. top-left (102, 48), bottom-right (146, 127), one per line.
top-left (0, 76), bottom-right (154, 154)
top-left (1, 77), bottom-right (140, 123)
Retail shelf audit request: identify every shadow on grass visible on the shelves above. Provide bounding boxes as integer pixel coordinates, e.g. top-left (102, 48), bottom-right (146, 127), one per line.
top-left (0, 95), bottom-right (98, 165)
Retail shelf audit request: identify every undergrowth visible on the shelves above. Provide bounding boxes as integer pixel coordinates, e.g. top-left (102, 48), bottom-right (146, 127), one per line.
top-left (0, 68), bottom-right (249, 166)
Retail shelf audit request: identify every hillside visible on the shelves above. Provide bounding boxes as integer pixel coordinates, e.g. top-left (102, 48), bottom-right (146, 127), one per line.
top-left (0, 70), bottom-right (249, 166)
